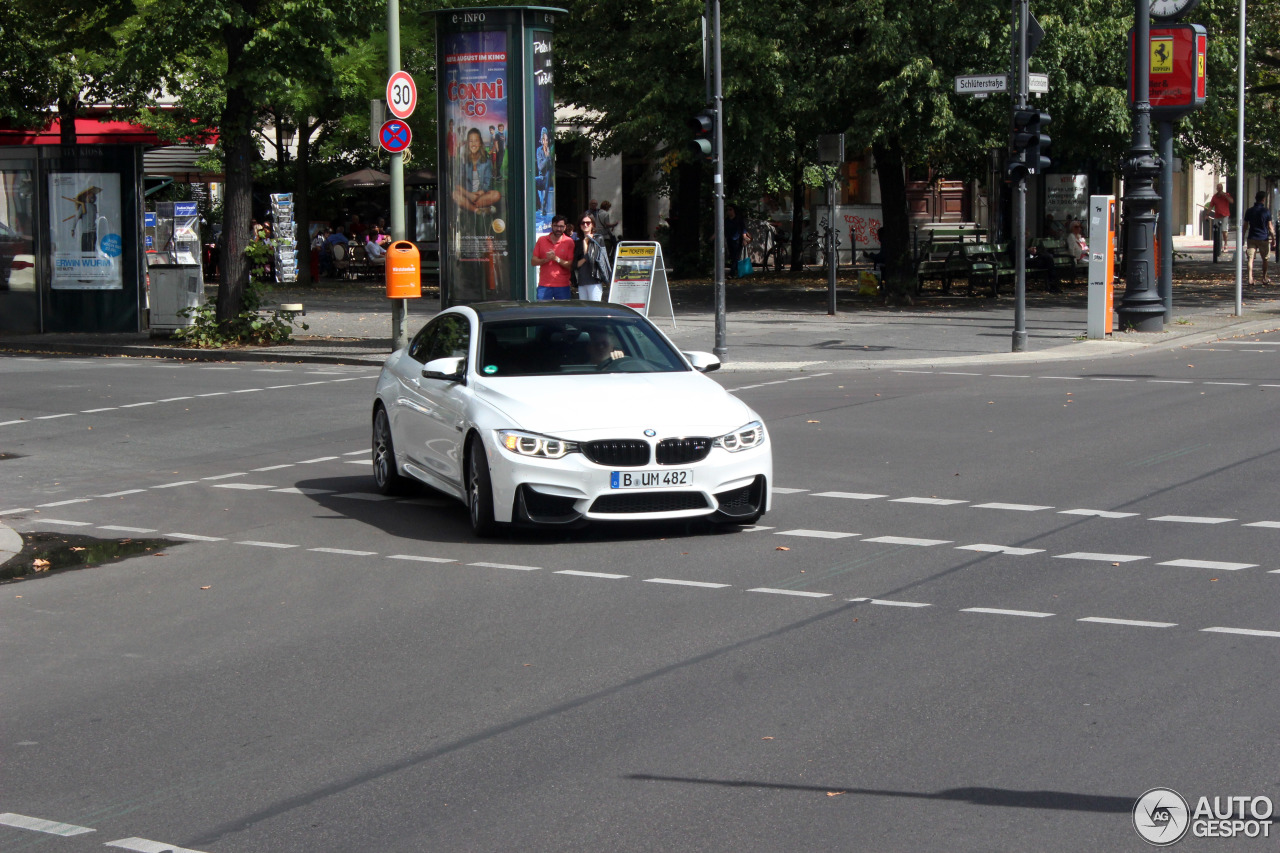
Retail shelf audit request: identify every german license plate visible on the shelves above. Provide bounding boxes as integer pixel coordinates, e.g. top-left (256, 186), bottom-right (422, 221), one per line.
top-left (611, 469), bottom-right (693, 489)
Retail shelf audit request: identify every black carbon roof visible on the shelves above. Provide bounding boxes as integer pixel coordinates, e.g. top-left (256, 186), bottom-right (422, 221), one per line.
top-left (465, 301), bottom-right (643, 323)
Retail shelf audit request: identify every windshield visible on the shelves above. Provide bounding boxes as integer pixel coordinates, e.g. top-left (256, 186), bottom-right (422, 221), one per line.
top-left (478, 316), bottom-right (688, 377)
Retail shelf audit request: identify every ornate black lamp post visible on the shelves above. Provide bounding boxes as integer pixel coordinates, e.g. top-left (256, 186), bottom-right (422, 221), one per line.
top-left (1117, 0), bottom-right (1165, 332)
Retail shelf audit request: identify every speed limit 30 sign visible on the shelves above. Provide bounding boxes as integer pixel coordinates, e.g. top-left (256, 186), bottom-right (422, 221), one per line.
top-left (386, 71), bottom-right (417, 120)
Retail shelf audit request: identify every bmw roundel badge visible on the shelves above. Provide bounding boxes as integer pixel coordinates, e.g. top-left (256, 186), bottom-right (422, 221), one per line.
top-left (644, 429), bottom-right (656, 437)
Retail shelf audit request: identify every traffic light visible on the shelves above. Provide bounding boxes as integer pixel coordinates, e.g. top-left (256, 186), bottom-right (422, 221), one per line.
top-left (689, 109), bottom-right (715, 161)
top-left (1008, 108), bottom-right (1051, 178)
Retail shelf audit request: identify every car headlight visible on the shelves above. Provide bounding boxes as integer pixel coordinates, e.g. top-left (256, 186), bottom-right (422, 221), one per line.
top-left (497, 429), bottom-right (579, 459)
top-left (713, 420), bottom-right (766, 452)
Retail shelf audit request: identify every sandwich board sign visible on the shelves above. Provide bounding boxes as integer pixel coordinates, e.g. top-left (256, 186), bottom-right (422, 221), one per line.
top-left (607, 242), bottom-right (675, 328)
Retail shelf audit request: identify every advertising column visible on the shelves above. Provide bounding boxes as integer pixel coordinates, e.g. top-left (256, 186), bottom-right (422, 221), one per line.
top-left (436, 7), bottom-right (563, 306)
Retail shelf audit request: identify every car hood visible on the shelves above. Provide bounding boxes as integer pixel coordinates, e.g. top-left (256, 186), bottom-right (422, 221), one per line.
top-left (472, 371), bottom-right (757, 436)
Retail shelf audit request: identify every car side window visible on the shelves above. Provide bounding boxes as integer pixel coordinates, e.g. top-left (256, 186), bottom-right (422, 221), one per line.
top-left (407, 321), bottom-right (437, 364)
top-left (425, 314), bottom-right (471, 363)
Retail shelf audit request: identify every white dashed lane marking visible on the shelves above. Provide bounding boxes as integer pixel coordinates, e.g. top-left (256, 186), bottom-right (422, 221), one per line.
top-left (1059, 508), bottom-right (1140, 519)
top-left (2, 373), bottom-right (377, 429)
top-left (1202, 627), bottom-right (1280, 638)
top-left (1157, 559), bottom-right (1256, 571)
top-left (1078, 617), bottom-right (1177, 628)
top-left (0, 812), bottom-right (94, 836)
top-left (973, 502), bottom-right (1053, 512)
top-left (776, 529), bottom-right (859, 539)
top-left (37, 499), bottom-right (92, 507)
top-left (1150, 515), bottom-right (1236, 524)
top-left (105, 837), bottom-right (207, 852)
top-left (813, 491), bottom-right (888, 500)
top-left (850, 598), bottom-right (931, 608)
top-left (891, 497), bottom-right (967, 505)
top-left (962, 607), bottom-right (1054, 618)
top-left (3, 509), bottom-right (1279, 639)
top-left (1244, 521), bottom-right (1280, 528)
top-left (748, 588), bottom-right (832, 598)
top-left (862, 535), bottom-right (951, 546)
top-left (213, 483), bottom-right (276, 490)
top-left (956, 544), bottom-right (1045, 556)
top-left (98, 525), bottom-right (158, 533)
top-left (1055, 552), bottom-right (1149, 563)
top-left (555, 570), bottom-right (628, 579)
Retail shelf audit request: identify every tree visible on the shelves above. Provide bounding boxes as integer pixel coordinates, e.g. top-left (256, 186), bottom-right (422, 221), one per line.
top-left (0, 0), bottom-right (135, 145)
top-left (116, 0), bottom-right (376, 324)
top-left (1179, 0), bottom-right (1280, 178)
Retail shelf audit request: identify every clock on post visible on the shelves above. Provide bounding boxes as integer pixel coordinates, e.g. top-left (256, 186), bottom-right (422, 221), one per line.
top-left (1150, 0), bottom-right (1201, 21)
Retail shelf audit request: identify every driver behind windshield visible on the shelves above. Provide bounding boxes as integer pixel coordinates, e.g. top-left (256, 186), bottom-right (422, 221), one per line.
top-left (586, 327), bottom-right (625, 366)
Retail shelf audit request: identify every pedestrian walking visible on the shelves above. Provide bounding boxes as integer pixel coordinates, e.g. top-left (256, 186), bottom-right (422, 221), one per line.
top-left (530, 215), bottom-right (574, 300)
top-left (1243, 190), bottom-right (1275, 286)
top-left (1209, 184), bottom-right (1234, 261)
top-left (725, 204), bottom-right (749, 277)
top-left (575, 214), bottom-right (612, 302)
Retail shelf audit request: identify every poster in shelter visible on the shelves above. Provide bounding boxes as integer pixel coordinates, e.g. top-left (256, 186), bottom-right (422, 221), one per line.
top-left (49, 172), bottom-right (123, 289)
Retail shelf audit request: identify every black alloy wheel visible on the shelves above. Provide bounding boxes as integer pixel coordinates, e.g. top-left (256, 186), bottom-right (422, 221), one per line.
top-left (467, 435), bottom-right (498, 537)
top-left (372, 405), bottom-right (407, 495)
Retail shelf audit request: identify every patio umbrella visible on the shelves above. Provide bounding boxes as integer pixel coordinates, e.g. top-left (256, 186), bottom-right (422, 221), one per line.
top-left (328, 168), bottom-right (391, 189)
top-left (404, 169), bottom-right (437, 187)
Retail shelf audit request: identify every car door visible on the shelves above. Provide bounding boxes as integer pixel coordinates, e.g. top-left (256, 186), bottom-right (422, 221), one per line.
top-left (410, 312), bottom-right (472, 485)
top-left (391, 319), bottom-right (440, 472)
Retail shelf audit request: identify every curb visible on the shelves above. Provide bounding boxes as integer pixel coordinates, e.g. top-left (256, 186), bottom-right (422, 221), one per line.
top-left (0, 522), bottom-right (22, 569)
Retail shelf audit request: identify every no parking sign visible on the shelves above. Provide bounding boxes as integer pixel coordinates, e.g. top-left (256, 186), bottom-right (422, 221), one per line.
top-left (379, 119), bottom-right (412, 154)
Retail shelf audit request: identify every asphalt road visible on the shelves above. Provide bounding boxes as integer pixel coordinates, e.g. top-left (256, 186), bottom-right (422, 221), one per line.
top-left (2, 335), bottom-right (1278, 851)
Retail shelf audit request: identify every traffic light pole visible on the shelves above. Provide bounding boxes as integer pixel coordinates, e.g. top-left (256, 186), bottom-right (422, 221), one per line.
top-left (1011, 0), bottom-right (1028, 353)
top-left (1116, 0), bottom-right (1164, 332)
top-left (710, 0), bottom-right (727, 360)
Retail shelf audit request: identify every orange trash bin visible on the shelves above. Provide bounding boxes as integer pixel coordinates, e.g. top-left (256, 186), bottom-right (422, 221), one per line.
top-left (386, 241), bottom-right (422, 299)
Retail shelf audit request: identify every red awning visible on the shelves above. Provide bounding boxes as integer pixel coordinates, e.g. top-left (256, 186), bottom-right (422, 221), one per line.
top-left (0, 117), bottom-right (216, 147)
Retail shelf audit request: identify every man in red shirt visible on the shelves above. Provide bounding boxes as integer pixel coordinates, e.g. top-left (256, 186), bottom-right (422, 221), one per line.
top-left (531, 214), bottom-right (574, 300)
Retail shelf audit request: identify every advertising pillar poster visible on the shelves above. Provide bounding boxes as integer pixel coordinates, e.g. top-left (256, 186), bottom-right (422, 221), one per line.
top-left (442, 30), bottom-right (511, 303)
top-left (48, 172), bottom-right (123, 290)
top-left (531, 31), bottom-right (555, 239)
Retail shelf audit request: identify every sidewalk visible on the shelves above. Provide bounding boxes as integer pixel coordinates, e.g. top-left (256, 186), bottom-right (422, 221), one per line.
top-left (3, 237), bottom-right (1277, 371)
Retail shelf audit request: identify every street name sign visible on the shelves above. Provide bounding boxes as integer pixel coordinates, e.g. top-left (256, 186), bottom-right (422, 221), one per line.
top-left (954, 73), bottom-right (1049, 96)
top-left (955, 74), bottom-right (1007, 95)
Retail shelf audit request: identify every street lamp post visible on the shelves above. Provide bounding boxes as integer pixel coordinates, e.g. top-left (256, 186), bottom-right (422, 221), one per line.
top-left (1116, 0), bottom-right (1165, 332)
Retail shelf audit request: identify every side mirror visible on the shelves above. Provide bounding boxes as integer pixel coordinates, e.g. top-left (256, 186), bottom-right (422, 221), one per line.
top-left (422, 356), bottom-right (466, 382)
top-left (684, 351), bottom-right (721, 373)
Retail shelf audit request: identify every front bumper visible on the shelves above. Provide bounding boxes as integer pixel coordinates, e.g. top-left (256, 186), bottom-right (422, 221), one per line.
top-left (483, 432), bottom-right (772, 525)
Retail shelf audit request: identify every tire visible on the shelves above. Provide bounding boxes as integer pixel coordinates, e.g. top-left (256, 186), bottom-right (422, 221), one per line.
top-left (467, 435), bottom-right (499, 537)
top-left (372, 405), bottom-right (408, 495)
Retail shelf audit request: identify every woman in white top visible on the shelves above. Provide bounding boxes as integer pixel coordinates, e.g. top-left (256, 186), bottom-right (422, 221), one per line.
top-left (1065, 220), bottom-right (1088, 261)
